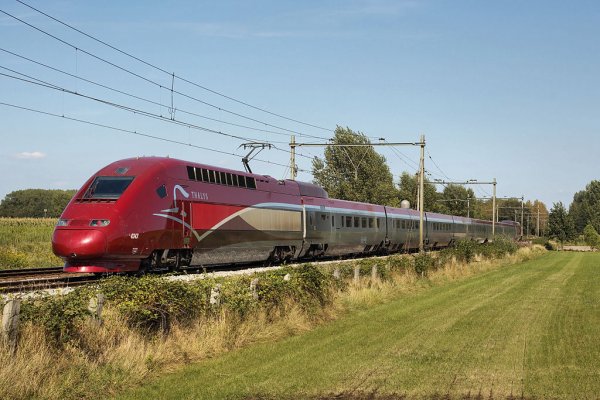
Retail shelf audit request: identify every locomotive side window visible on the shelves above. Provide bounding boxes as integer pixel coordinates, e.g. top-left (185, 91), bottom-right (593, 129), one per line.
top-left (185, 166), bottom-right (257, 190)
top-left (156, 185), bottom-right (167, 199)
top-left (354, 217), bottom-right (359, 228)
top-left (84, 176), bottom-right (134, 199)
top-left (187, 166), bottom-right (196, 180)
top-left (369, 218), bottom-right (374, 228)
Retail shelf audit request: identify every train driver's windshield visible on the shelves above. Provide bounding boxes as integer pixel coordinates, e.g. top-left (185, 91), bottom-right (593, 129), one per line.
top-left (84, 176), bottom-right (134, 199)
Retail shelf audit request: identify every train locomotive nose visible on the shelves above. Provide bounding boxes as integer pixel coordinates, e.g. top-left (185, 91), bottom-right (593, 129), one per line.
top-left (52, 229), bottom-right (108, 259)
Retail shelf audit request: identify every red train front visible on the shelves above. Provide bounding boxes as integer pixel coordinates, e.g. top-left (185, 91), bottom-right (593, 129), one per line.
top-left (53, 156), bottom-right (306, 273)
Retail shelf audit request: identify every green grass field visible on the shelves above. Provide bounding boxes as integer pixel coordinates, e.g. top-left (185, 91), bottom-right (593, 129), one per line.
top-left (0, 218), bottom-right (61, 268)
top-left (120, 252), bottom-right (600, 400)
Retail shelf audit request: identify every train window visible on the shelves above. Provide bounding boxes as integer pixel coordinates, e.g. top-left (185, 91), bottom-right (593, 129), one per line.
top-left (332, 216), bottom-right (335, 227)
top-left (201, 169), bottom-right (209, 182)
top-left (346, 216), bottom-right (352, 228)
top-left (208, 170), bottom-right (216, 183)
top-left (238, 175), bottom-right (246, 188)
top-left (84, 176), bottom-right (134, 199)
top-left (156, 184), bottom-right (167, 199)
top-left (246, 177), bottom-right (256, 189)
top-left (220, 172), bottom-right (227, 185)
top-left (232, 174), bottom-right (239, 186)
top-left (226, 173), bottom-right (233, 186)
top-left (187, 166), bottom-right (196, 180)
top-left (369, 218), bottom-right (374, 228)
top-left (353, 217), bottom-right (359, 228)
top-left (361, 217), bottom-right (367, 228)
top-left (321, 214), bottom-right (327, 221)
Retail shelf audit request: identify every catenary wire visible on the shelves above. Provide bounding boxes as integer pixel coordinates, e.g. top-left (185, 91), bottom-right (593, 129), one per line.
top-left (0, 100), bottom-right (310, 173)
top-left (0, 47), bottom-right (307, 139)
top-left (0, 8), bottom-right (332, 140)
top-left (14, 0), bottom-right (333, 133)
top-left (0, 67), bottom-right (319, 164)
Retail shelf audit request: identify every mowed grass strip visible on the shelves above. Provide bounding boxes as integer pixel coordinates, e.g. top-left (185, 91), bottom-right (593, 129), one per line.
top-left (120, 252), bottom-right (600, 400)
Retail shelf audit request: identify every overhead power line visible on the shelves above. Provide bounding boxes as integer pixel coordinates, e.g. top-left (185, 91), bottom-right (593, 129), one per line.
top-left (0, 47), bottom-right (303, 139)
top-left (426, 149), bottom-right (452, 181)
top-left (13, 0), bottom-right (333, 133)
top-left (0, 65), bottom-right (320, 166)
top-left (0, 100), bottom-right (310, 173)
top-left (0, 8), bottom-right (331, 139)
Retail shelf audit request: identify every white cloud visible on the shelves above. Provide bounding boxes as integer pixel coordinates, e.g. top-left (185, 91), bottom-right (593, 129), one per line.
top-left (15, 151), bottom-right (46, 160)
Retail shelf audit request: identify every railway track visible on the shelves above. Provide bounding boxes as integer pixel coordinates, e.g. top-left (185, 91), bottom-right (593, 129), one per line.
top-left (0, 266), bottom-right (64, 278)
top-left (0, 266), bottom-right (101, 294)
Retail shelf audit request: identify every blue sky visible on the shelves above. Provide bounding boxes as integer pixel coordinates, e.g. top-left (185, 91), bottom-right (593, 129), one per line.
top-left (0, 0), bottom-right (598, 208)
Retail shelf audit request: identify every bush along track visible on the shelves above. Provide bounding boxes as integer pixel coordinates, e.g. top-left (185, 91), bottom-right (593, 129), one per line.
top-left (0, 239), bottom-right (539, 400)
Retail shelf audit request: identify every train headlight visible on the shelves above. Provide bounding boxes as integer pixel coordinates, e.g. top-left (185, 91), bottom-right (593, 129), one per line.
top-left (89, 219), bottom-right (110, 227)
top-left (56, 219), bottom-right (70, 226)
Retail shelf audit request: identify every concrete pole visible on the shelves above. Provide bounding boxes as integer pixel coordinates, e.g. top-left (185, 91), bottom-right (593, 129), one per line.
top-left (419, 135), bottom-right (425, 252)
top-left (467, 197), bottom-right (471, 219)
top-left (521, 196), bottom-right (524, 237)
top-left (492, 178), bottom-right (496, 236)
top-left (290, 135), bottom-right (296, 180)
top-left (537, 204), bottom-right (540, 237)
top-left (2, 299), bottom-right (20, 355)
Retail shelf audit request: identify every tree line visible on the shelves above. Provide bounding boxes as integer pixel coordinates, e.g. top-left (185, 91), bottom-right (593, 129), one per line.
top-left (0, 189), bottom-right (77, 218)
top-left (548, 180), bottom-right (600, 246)
top-left (312, 127), bottom-right (549, 233)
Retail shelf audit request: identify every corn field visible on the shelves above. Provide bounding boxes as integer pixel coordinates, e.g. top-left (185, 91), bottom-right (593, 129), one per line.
top-left (0, 218), bottom-right (62, 268)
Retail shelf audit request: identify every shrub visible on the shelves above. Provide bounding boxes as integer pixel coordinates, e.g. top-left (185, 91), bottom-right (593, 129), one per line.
top-left (20, 292), bottom-right (89, 345)
top-left (94, 276), bottom-right (212, 332)
top-left (583, 224), bottom-right (600, 249)
top-left (413, 253), bottom-right (434, 276)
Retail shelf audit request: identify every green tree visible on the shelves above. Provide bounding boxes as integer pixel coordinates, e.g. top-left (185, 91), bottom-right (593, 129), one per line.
top-left (438, 184), bottom-right (476, 217)
top-left (397, 172), bottom-right (442, 212)
top-left (583, 224), bottom-right (600, 249)
top-left (548, 202), bottom-right (575, 242)
top-left (569, 180), bottom-right (600, 234)
top-left (312, 126), bottom-right (399, 206)
top-left (0, 189), bottom-right (77, 217)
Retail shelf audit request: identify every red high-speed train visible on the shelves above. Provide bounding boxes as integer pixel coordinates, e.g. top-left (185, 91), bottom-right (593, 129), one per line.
top-left (52, 157), bottom-right (520, 273)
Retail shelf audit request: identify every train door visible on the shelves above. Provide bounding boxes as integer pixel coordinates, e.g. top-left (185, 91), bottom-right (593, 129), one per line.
top-left (177, 198), bottom-right (192, 249)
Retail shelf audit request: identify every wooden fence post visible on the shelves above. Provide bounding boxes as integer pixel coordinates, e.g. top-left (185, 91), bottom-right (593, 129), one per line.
top-left (371, 265), bottom-right (378, 282)
top-left (2, 299), bottom-right (21, 355)
top-left (250, 278), bottom-right (259, 300)
top-left (88, 294), bottom-right (105, 325)
top-left (210, 284), bottom-right (222, 307)
top-left (354, 265), bottom-right (360, 283)
top-left (333, 268), bottom-right (341, 280)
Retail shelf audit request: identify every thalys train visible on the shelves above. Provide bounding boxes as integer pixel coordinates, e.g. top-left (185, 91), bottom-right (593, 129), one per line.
top-left (52, 157), bottom-right (520, 273)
